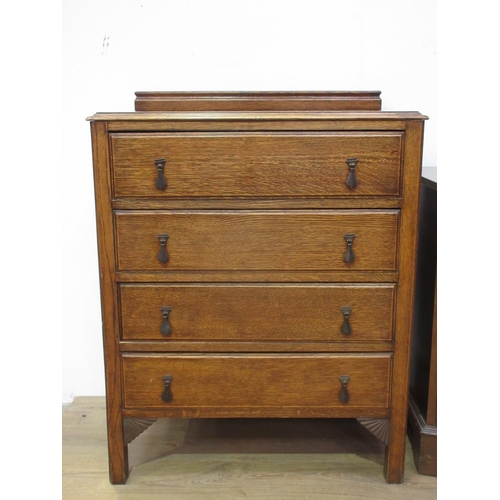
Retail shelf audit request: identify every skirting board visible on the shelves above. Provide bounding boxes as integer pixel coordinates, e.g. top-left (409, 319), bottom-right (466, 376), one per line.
top-left (407, 393), bottom-right (437, 476)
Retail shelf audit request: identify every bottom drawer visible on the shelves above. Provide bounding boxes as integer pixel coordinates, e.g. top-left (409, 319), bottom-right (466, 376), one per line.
top-left (122, 354), bottom-right (392, 415)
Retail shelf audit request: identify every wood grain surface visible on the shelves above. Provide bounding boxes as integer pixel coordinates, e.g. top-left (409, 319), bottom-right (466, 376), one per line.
top-left (134, 90), bottom-right (383, 111)
top-left (106, 118), bottom-right (410, 132)
top-left (63, 397), bottom-right (437, 500)
top-left (118, 340), bottom-right (395, 353)
top-left (110, 132), bottom-right (402, 198)
top-left (115, 270), bottom-right (399, 283)
top-left (119, 283), bottom-right (396, 342)
top-left (87, 110), bottom-right (427, 122)
top-left (111, 196), bottom-right (403, 210)
top-left (383, 120), bottom-right (424, 483)
top-left (121, 353), bottom-right (392, 412)
top-left (90, 121), bottom-right (128, 483)
top-left (114, 210), bottom-right (400, 272)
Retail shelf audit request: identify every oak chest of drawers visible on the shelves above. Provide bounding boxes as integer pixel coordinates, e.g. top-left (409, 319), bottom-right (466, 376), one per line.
top-left (87, 91), bottom-right (427, 484)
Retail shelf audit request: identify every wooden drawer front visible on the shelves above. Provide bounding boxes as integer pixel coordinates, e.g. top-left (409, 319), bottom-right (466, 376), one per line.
top-left (120, 284), bottom-right (395, 342)
top-left (110, 132), bottom-right (402, 198)
top-left (122, 354), bottom-right (392, 410)
top-left (115, 210), bottom-right (399, 271)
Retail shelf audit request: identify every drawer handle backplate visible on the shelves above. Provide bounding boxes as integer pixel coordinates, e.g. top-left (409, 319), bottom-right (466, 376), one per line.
top-left (160, 307), bottom-right (172, 336)
top-left (345, 158), bottom-right (358, 189)
top-left (343, 233), bottom-right (356, 264)
top-left (157, 234), bottom-right (170, 263)
top-left (340, 306), bottom-right (353, 335)
top-left (161, 375), bottom-right (173, 402)
top-left (339, 375), bottom-right (351, 403)
top-left (154, 158), bottom-right (167, 190)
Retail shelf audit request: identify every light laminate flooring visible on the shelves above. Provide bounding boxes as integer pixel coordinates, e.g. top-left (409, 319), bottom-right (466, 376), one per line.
top-left (62, 396), bottom-right (437, 499)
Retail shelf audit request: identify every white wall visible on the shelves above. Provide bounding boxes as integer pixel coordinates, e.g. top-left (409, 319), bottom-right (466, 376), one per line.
top-left (62, 0), bottom-right (436, 403)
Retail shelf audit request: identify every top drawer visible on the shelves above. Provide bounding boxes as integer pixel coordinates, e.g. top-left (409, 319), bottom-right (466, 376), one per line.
top-left (110, 132), bottom-right (403, 199)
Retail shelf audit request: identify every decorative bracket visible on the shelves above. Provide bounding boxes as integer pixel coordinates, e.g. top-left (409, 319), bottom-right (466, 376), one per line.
top-left (357, 418), bottom-right (390, 445)
top-left (123, 418), bottom-right (157, 445)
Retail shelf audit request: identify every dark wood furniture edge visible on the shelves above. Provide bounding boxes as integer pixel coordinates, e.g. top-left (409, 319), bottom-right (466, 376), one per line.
top-left (134, 91), bottom-right (382, 111)
top-left (408, 175), bottom-right (437, 477)
top-left (407, 394), bottom-right (437, 476)
top-left (421, 177), bottom-right (437, 189)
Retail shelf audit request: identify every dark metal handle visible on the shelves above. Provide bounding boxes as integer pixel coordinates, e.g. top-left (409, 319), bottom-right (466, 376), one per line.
top-left (161, 375), bottom-right (173, 402)
top-left (345, 158), bottom-right (358, 189)
top-left (339, 375), bottom-right (350, 403)
top-left (154, 158), bottom-right (167, 190)
top-left (160, 307), bottom-right (172, 336)
top-left (157, 234), bottom-right (169, 263)
top-left (340, 306), bottom-right (353, 335)
top-left (343, 233), bottom-right (355, 264)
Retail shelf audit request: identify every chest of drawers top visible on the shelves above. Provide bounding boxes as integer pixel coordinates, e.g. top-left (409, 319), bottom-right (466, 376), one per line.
top-left (88, 91), bottom-right (426, 210)
top-left (89, 90), bottom-right (426, 129)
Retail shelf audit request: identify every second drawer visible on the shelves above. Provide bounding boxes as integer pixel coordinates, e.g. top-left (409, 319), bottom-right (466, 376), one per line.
top-left (119, 283), bottom-right (396, 342)
top-left (115, 210), bottom-right (399, 272)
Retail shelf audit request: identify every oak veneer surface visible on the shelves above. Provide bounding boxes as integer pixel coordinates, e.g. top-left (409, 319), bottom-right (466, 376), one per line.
top-left (115, 210), bottom-right (400, 272)
top-left (134, 90), bottom-right (384, 111)
top-left (88, 91), bottom-right (427, 485)
top-left (119, 283), bottom-right (396, 342)
top-left (122, 353), bottom-right (392, 411)
top-left (111, 132), bottom-right (403, 198)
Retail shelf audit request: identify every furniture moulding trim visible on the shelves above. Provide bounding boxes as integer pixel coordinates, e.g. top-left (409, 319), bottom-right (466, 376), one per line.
top-left (408, 393), bottom-right (437, 437)
top-left (87, 111), bottom-right (428, 122)
top-left (118, 340), bottom-right (396, 353)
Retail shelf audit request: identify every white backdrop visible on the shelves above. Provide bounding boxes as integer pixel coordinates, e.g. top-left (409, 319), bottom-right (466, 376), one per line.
top-left (62, 0), bottom-right (436, 403)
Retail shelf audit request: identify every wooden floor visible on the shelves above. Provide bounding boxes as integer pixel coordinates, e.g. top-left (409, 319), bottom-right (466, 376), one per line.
top-left (63, 397), bottom-right (437, 499)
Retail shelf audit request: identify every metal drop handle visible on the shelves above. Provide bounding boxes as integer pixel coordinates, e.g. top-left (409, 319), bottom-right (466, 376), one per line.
top-left (340, 307), bottom-right (353, 335)
top-left (345, 158), bottom-right (358, 189)
top-left (154, 158), bottom-right (167, 190)
top-left (157, 234), bottom-right (169, 263)
top-left (339, 375), bottom-right (350, 403)
top-left (343, 233), bottom-right (355, 264)
top-left (161, 375), bottom-right (173, 402)
top-left (160, 307), bottom-right (172, 336)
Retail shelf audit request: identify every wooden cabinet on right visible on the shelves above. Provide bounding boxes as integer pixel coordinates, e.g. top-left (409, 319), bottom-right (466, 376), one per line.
top-left (407, 171), bottom-right (437, 476)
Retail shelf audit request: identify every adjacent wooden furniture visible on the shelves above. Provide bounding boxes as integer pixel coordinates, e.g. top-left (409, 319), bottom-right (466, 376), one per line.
top-left (87, 91), bottom-right (427, 484)
top-left (407, 172), bottom-right (437, 475)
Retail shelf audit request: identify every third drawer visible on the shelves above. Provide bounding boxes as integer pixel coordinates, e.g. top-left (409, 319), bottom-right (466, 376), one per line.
top-left (119, 283), bottom-right (396, 342)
